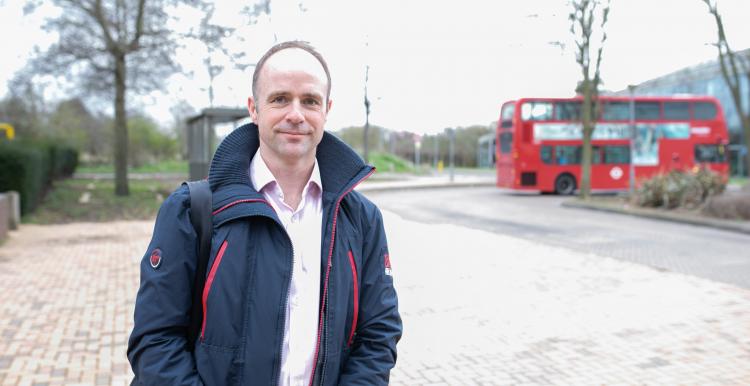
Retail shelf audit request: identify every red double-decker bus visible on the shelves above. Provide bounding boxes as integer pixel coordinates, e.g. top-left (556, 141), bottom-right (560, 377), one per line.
top-left (495, 96), bottom-right (730, 194)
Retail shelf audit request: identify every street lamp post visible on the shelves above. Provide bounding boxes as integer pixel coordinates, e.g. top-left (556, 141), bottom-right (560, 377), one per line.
top-left (414, 134), bottom-right (421, 171)
top-left (363, 65), bottom-right (370, 164)
top-left (448, 128), bottom-right (455, 183)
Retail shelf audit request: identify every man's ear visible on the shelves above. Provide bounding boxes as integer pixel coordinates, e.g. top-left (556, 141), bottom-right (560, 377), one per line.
top-left (326, 98), bottom-right (333, 114)
top-left (247, 97), bottom-right (258, 122)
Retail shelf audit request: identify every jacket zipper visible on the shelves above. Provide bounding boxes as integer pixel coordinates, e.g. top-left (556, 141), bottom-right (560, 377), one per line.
top-left (346, 250), bottom-right (359, 347)
top-left (200, 239), bottom-right (229, 341)
top-left (212, 198), bottom-right (270, 216)
top-left (274, 229), bottom-right (294, 386)
top-left (308, 168), bottom-right (375, 386)
top-left (210, 197), bottom-right (295, 386)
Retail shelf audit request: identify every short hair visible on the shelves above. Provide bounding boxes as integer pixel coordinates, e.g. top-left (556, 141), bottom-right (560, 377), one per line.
top-left (252, 40), bottom-right (332, 102)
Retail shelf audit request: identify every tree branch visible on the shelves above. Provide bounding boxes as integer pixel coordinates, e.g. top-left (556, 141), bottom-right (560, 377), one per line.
top-left (91, 0), bottom-right (117, 53)
top-left (128, 0), bottom-right (146, 51)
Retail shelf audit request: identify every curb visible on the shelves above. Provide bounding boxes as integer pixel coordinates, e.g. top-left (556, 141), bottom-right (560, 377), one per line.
top-left (73, 173), bottom-right (187, 180)
top-left (357, 180), bottom-right (496, 193)
top-left (562, 199), bottom-right (750, 235)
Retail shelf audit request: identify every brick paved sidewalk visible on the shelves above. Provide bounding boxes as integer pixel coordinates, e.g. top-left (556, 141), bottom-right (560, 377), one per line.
top-left (382, 212), bottom-right (750, 385)
top-left (1, 214), bottom-right (749, 385)
top-left (0, 221), bottom-right (149, 386)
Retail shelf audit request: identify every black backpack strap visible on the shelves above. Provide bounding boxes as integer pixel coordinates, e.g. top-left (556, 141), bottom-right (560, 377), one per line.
top-left (184, 179), bottom-right (212, 351)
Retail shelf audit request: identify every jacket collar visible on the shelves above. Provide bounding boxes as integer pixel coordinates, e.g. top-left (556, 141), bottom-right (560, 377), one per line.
top-left (208, 123), bottom-right (372, 211)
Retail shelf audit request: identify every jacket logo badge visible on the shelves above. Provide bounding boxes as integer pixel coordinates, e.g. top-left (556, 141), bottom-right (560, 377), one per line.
top-left (149, 248), bottom-right (162, 269)
top-left (384, 253), bottom-right (392, 276)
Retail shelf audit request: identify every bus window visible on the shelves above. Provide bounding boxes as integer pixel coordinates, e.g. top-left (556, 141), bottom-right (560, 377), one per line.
top-left (541, 145), bottom-right (553, 164)
top-left (555, 145), bottom-right (581, 165)
top-left (604, 145), bottom-right (630, 164)
top-left (521, 102), bottom-right (553, 121)
top-left (602, 102), bottom-right (630, 121)
top-left (500, 104), bottom-right (515, 128)
top-left (495, 95), bottom-right (730, 192)
top-left (664, 102), bottom-right (690, 120)
top-left (499, 132), bottom-right (513, 154)
top-left (694, 144), bottom-right (726, 162)
top-left (694, 102), bottom-right (717, 120)
top-left (555, 101), bottom-right (581, 121)
top-left (635, 102), bottom-right (660, 120)
top-left (592, 146), bottom-right (602, 164)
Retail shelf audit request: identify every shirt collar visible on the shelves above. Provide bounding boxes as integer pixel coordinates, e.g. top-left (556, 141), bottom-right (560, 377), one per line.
top-left (249, 151), bottom-right (323, 195)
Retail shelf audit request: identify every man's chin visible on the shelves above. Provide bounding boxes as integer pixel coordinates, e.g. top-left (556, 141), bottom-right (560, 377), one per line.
top-left (276, 144), bottom-right (314, 161)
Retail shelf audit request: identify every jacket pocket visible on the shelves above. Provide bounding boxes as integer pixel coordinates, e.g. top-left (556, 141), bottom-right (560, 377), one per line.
top-left (347, 250), bottom-right (359, 347)
top-left (201, 239), bottom-right (228, 341)
top-left (195, 341), bottom-right (239, 385)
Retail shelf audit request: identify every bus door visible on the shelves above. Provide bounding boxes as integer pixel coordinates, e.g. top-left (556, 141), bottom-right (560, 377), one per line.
top-left (595, 144), bottom-right (631, 190)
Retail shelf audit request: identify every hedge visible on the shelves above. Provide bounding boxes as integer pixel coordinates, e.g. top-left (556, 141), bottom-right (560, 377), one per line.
top-left (0, 141), bottom-right (78, 215)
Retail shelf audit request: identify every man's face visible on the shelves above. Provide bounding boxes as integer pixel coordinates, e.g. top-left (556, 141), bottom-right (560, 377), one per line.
top-left (248, 48), bottom-right (332, 166)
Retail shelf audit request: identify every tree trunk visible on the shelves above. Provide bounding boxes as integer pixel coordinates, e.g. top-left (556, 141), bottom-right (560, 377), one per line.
top-left (743, 114), bottom-right (750, 179)
top-left (580, 82), bottom-right (593, 200)
top-left (114, 53), bottom-right (129, 196)
top-left (363, 118), bottom-right (369, 164)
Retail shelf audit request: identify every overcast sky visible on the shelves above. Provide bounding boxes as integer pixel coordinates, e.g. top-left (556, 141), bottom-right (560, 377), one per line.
top-left (2, 0), bottom-right (750, 134)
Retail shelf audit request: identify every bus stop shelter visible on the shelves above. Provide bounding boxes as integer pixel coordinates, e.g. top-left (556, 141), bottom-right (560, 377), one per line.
top-left (477, 132), bottom-right (495, 168)
top-left (186, 107), bottom-right (249, 180)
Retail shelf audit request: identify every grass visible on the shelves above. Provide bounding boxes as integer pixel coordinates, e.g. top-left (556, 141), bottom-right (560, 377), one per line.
top-left (25, 178), bottom-right (183, 224)
top-left (729, 177), bottom-right (749, 187)
top-left (370, 152), bottom-right (415, 173)
top-left (77, 159), bottom-right (188, 174)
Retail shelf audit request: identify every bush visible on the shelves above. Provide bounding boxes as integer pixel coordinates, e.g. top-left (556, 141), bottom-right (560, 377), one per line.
top-left (0, 141), bottom-right (79, 215)
top-left (633, 168), bottom-right (726, 209)
top-left (54, 145), bottom-right (79, 177)
top-left (37, 140), bottom-right (79, 180)
top-left (128, 116), bottom-right (178, 167)
top-left (0, 142), bottom-right (47, 214)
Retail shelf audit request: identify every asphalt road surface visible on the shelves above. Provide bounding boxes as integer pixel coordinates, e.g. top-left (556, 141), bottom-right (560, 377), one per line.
top-left (367, 186), bottom-right (750, 289)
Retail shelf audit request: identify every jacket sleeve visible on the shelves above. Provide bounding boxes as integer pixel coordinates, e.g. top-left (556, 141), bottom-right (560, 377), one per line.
top-left (338, 205), bottom-right (402, 385)
top-left (127, 185), bottom-right (204, 385)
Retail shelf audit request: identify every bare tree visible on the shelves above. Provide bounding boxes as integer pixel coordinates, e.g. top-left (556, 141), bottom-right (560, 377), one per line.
top-left (188, 2), bottom-right (267, 107)
top-left (703, 0), bottom-right (750, 179)
top-left (169, 99), bottom-right (197, 160)
top-left (26, 0), bottom-right (192, 195)
top-left (194, 5), bottom-right (232, 108)
top-left (569, 0), bottom-right (610, 199)
top-left (49, 98), bottom-right (105, 156)
top-left (1, 71), bottom-right (48, 139)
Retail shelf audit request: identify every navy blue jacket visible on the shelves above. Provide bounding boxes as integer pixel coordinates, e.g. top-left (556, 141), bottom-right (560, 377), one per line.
top-left (127, 123), bottom-right (402, 385)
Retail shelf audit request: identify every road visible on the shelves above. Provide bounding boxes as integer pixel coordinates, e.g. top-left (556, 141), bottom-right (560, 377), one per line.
top-left (367, 186), bottom-right (750, 289)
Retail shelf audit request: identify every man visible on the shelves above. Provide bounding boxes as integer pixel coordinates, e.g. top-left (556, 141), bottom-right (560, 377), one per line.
top-left (127, 41), bottom-right (402, 385)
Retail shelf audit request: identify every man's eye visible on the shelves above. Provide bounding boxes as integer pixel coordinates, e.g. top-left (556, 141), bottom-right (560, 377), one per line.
top-left (271, 96), bottom-right (287, 103)
top-left (303, 98), bottom-right (321, 106)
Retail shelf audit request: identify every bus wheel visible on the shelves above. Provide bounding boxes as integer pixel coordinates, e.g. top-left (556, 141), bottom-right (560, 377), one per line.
top-left (555, 174), bottom-right (576, 195)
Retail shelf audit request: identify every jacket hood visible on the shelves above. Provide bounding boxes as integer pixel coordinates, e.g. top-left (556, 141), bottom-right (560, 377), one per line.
top-left (208, 123), bottom-right (372, 196)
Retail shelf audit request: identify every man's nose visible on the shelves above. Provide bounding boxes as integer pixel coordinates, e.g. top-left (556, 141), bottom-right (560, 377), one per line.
top-left (285, 100), bottom-right (305, 124)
